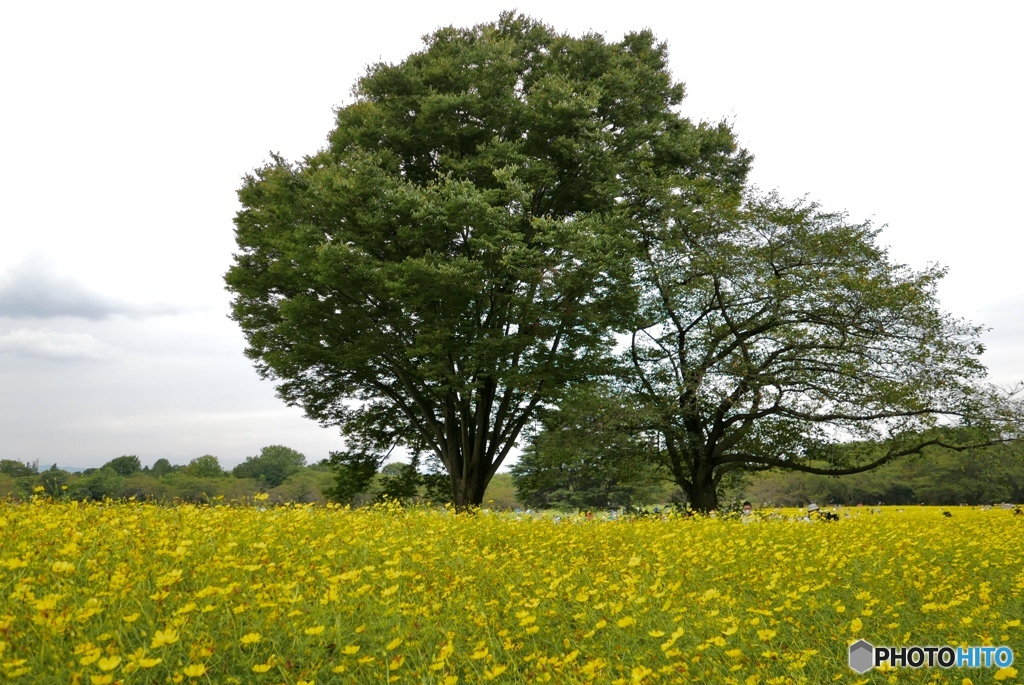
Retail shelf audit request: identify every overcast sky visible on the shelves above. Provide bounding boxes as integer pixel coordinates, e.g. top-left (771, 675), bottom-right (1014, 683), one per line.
top-left (1, 1), bottom-right (1021, 470)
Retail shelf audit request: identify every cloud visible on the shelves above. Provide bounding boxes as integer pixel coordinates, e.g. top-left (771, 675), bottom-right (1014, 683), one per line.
top-left (0, 328), bottom-right (119, 362)
top-left (0, 255), bottom-right (181, 319)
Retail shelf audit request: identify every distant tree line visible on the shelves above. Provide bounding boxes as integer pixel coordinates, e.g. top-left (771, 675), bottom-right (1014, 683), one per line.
top-left (0, 446), bottom-right (524, 509)
top-left (0, 446), bottom-right (329, 504)
top-left (738, 441), bottom-right (1024, 507)
top-left (5, 434), bottom-right (1019, 510)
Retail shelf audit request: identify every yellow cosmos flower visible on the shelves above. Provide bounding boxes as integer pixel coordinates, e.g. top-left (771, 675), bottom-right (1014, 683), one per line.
top-left (240, 632), bottom-right (261, 646)
top-left (483, 664), bottom-right (508, 680)
top-left (34, 596), bottom-right (58, 612)
top-left (122, 613), bottom-right (140, 623)
top-left (89, 676), bottom-right (113, 685)
top-left (994, 667), bottom-right (1018, 681)
top-left (471, 647), bottom-right (489, 660)
top-left (97, 656), bottom-right (120, 671)
top-left (3, 655), bottom-right (26, 675)
top-left (631, 665), bottom-right (653, 682)
top-left (342, 645), bottom-right (360, 655)
top-left (182, 664), bottom-right (207, 678)
top-left (150, 629), bottom-right (179, 648)
top-left (304, 625), bottom-right (325, 636)
top-left (617, 616), bottom-right (636, 628)
top-left (252, 663), bottom-right (272, 673)
top-left (139, 658), bottom-right (162, 669)
top-left (385, 637), bottom-right (403, 651)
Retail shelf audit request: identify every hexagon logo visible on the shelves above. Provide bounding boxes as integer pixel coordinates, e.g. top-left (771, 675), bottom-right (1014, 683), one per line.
top-left (848, 639), bottom-right (874, 674)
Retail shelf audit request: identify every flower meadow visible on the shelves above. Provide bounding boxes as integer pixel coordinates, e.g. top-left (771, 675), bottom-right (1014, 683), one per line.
top-left (0, 500), bottom-right (1021, 684)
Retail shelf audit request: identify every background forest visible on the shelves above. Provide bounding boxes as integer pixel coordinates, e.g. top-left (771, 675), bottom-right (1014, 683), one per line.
top-left (3, 439), bottom-right (1021, 510)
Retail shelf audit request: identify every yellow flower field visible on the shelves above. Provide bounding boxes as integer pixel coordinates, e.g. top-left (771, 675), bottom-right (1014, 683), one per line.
top-left (0, 500), bottom-right (1021, 684)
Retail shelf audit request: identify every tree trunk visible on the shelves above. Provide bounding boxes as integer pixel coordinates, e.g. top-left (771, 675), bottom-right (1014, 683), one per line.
top-left (449, 466), bottom-right (489, 512)
top-left (686, 468), bottom-right (719, 513)
top-left (440, 388), bottom-right (506, 511)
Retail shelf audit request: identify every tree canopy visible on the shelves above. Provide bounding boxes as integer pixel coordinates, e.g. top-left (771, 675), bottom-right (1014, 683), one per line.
top-left (227, 13), bottom-right (1019, 511)
top-left (0, 460), bottom-right (37, 479)
top-left (103, 455), bottom-right (141, 478)
top-left (225, 12), bottom-right (748, 508)
top-left (232, 445), bottom-right (306, 489)
top-left (186, 455), bottom-right (225, 479)
top-left (618, 189), bottom-right (1019, 510)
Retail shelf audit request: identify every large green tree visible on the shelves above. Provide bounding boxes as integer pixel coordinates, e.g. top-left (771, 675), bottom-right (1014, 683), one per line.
top-left (225, 13), bottom-right (748, 508)
top-left (0, 460), bottom-right (37, 479)
top-left (103, 455), bottom-right (141, 478)
top-left (185, 455), bottom-right (225, 479)
top-left (624, 189), bottom-right (1020, 511)
top-left (232, 445), bottom-right (306, 489)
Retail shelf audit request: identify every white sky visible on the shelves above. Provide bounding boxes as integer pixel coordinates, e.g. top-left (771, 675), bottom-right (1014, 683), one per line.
top-left (1, 1), bottom-right (1021, 470)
